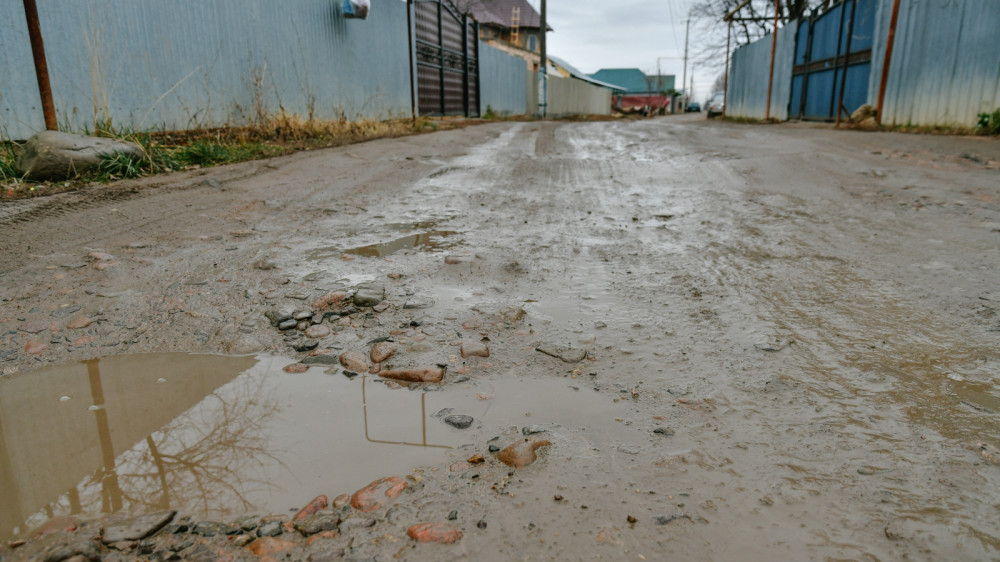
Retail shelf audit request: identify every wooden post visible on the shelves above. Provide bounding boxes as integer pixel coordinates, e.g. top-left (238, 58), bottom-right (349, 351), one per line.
top-left (22, 0), bottom-right (57, 130)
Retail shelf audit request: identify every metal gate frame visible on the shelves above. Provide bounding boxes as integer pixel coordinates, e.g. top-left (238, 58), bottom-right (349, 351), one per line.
top-left (790, 0), bottom-right (875, 121)
top-left (413, 0), bottom-right (480, 117)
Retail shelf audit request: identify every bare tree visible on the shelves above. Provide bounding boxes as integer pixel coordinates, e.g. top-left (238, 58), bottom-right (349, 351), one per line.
top-left (690, 0), bottom-right (828, 72)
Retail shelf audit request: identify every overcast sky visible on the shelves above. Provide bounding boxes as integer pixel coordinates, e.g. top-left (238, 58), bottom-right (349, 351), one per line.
top-left (526, 0), bottom-right (720, 101)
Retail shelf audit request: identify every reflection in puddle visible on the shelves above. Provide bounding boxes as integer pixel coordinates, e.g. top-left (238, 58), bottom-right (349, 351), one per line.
top-left (308, 231), bottom-right (458, 260)
top-left (0, 354), bottom-right (627, 540)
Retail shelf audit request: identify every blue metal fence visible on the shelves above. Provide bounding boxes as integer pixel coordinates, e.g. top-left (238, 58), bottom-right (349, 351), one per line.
top-left (729, 0), bottom-right (1000, 127)
top-left (789, 0), bottom-right (876, 121)
top-left (727, 21), bottom-right (798, 120)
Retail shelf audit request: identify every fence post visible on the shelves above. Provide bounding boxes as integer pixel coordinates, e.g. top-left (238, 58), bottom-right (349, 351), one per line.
top-left (765, 0), bottom-right (778, 120)
top-left (876, 0), bottom-right (901, 124)
top-left (834, 0), bottom-right (858, 127)
top-left (22, 0), bottom-right (57, 130)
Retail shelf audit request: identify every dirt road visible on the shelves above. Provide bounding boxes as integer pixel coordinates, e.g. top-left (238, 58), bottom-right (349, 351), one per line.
top-left (1, 115), bottom-right (999, 560)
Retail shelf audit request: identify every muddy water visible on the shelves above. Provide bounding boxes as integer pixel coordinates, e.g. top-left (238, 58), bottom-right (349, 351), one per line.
top-left (0, 353), bottom-right (630, 541)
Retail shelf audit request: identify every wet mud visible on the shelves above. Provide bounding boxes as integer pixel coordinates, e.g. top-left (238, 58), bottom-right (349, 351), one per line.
top-left (0, 115), bottom-right (999, 560)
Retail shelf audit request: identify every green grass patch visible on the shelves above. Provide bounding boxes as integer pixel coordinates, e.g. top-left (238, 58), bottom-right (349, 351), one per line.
top-left (978, 108), bottom-right (1000, 136)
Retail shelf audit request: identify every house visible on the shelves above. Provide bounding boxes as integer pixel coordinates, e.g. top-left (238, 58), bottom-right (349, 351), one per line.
top-left (458, 0), bottom-right (552, 70)
top-left (589, 68), bottom-right (676, 112)
top-left (548, 55), bottom-right (625, 94)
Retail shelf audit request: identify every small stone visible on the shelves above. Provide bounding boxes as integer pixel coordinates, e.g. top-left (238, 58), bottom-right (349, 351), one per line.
top-left (332, 494), bottom-right (351, 509)
top-left (407, 522), bottom-right (463, 544)
top-left (247, 537), bottom-right (297, 557)
top-left (65, 317), bottom-right (92, 330)
top-left (373, 302), bottom-right (391, 313)
top-left (191, 520), bottom-right (234, 537)
top-left (265, 307), bottom-right (295, 326)
top-left (616, 443), bottom-right (641, 455)
top-left (443, 414), bottom-right (474, 429)
top-left (350, 477), bottom-right (407, 512)
top-left (627, 515), bottom-right (637, 524)
top-left (25, 340), bottom-right (47, 354)
top-left (403, 297), bottom-right (435, 309)
top-left (460, 341), bottom-right (489, 358)
top-left (278, 319), bottom-right (298, 331)
top-left (444, 256), bottom-right (463, 265)
top-left (292, 340), bottom-right (319, 352)
top-left (293, 494), bottom-right (330, 521)
top-left (305, 325), bottom-right (331, 339)
top-left (370, 341), bottom-right (398, 363)
top-left (339, 351), bottom-right (369, 372)
top-left (256, 520), bottom-right (284, 537)
top-left (447, 510), bottom-right (458, 521)
top-left (353, 286), bottom-right (385, 307)
top-left (477, 519), bottom-right (487, 529)
top-left (535, 344), bottom-right (588, 363)
top-left (294, 513), bottom-right (340, 537)
top-left (653, 427), bottom-right (675, 436)
top-left (496, 438), bottom-right (551, 468)
top-left (18, 320), bottom-right (50, 334)
top-left (521, 425), bottom-right (548, 435)
top-left (312, 291), bottom-right (348, 309)
top-left (338, 517), bottom-right (376, 531)
top-left (284, 363), bottom-right (310, 374)
top-left (102, 511), bottom-right (176, 543)
top-left (302, 354), bottom-right (340, 365)
top-left (380, 367), bottom-right (444, 383)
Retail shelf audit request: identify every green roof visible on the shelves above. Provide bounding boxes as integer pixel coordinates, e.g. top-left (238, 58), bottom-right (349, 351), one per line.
top-left (588, 69), bottom-right (674, 95)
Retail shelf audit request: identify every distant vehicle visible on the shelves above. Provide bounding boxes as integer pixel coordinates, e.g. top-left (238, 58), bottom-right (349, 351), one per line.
top-left (685, 102), bottom-right (701, 113)
top-left (707, 93), bottom-right (725, 118)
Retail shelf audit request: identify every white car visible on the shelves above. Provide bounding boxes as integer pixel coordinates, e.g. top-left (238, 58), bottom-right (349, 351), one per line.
top-left (707, 93), bottom-right (725, 118)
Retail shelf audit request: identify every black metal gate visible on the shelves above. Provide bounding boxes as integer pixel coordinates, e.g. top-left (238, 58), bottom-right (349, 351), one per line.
top-left (413, 0), bottom-right (479, 117)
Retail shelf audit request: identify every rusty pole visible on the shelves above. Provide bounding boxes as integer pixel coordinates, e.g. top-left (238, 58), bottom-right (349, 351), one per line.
top-left (875, 0), bottom-right (901, 125)
top-left (22, 0), bottom-right (57, 130)
top-left (407, 0), bottom-right (417, 125)
top-left (765, 0), bottom-right (779, 120)
top-left (834, 0), bottom-right (858, 127)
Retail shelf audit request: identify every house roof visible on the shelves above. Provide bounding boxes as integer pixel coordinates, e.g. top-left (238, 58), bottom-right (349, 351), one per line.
top-left (588, 68), bottom-right (674, 95)
top-left (548, 55), bottom-right (625, 92)
top-left (463, 0), bottom-right (552, 31)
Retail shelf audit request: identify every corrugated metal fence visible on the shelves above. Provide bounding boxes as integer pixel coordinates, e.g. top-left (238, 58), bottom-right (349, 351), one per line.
top-left (727, 0), bottom-right (1000, 127)
top-left (1, 0), bottom-right (414, 140)
top-left (547, 75), bottom-right (612, 117)
top-left (478, 41), bottom-right (528, 116)
top-left (869, 0), bottom-right (1000, 127)
top-left (726, 21), bottom-right (798, 121)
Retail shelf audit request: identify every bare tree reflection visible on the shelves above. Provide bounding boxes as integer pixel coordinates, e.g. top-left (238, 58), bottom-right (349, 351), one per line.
top-left (21, 369), bottom-right (287, 533)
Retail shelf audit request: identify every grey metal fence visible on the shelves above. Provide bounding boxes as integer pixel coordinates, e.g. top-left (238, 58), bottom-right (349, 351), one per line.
top-left (726, 21), bottom-right (798, 121)
top-left (1, 0), bottom-right (413, 140)
top-left (479, 43), bottom-right (528, 116)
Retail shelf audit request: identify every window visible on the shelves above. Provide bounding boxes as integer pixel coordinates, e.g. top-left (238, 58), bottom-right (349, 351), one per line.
top-left (527, 35), bottom-right (537, 52)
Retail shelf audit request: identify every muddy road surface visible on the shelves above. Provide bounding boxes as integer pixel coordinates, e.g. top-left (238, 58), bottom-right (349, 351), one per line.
top-left (1, 115), bottom-right (999, 560)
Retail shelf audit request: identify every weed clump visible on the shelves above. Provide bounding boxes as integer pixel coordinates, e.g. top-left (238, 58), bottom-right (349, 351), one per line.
top-left (977, 108), bottom-right (1000, 136)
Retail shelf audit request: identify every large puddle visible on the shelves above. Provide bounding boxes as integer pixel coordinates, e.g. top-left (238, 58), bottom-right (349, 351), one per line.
top-left (0, 354), bottom-right (629, 540)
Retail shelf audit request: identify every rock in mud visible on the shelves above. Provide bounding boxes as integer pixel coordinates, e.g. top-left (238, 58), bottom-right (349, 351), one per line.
top-left (407, 522), bottom-right (463, 544)
top-left (102, 511), bottom-right (176, 543)
top-left (535, 344), bottom-right (588, 363)
top-left (312, 291), bottom-right (348, 310)
top-left (350, 476), bottom-right (407, 512)
top-left (460, 341), bottom-right (490, 358)
top-left (304, 325), bottom-right (330, 339)
top-left (226, 335), bottom-right (264, 355)
top-left (292, 340), bottom-right (319, 352)
top-left (191, 521), bottom-right (235, 536)
top-left (294, 513), bottom-right (340, 536)
top-left (370, 341), bottom-right (398, 363)
top-left (293, 495), bottom-right (329, 521)
top-left (339, 351), bottom-right (369, 372)
top-left (353, 285), bottom-right (385, 307)
top-left (302, 354), bottom-right (339, 365)
top-left (380, 367), bottom-right (444, 383)
top-left (65, 317), bottom-right (92, 330)
top-left (246, 536), bottom-right (297, 557)
top-left (40, 539), bottom-right (102, 562)
top-left (265, 308), bottom-right (294, 326)
top-left (653, 427), bottom-right (675, 436)
top-left (443, 414), bottom-right (474, 429)
top-left (16, 130), bottom-right (143, 180)
top-left (521, 424), bottom-right (549, 435)
top-left (332, 494), bottom-right (351, 509)
top-left (496, 438), bottom-right (552, 468)
top-left (256, 521), bottom-right (284, 537)
top-left (277, 319), bottom-right (298, 331)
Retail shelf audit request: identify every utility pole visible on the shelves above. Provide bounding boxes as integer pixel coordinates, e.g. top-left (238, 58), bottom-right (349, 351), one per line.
top-left (538, 0), bottom-right (547, 118)
top-left (682, 18), bottom-right (689, 109)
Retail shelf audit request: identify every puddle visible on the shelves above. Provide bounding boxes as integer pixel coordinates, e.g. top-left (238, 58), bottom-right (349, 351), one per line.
top-left (0, 354), bottom-right (629, 540)
top-left (307, 231), bottom-right (458, 260)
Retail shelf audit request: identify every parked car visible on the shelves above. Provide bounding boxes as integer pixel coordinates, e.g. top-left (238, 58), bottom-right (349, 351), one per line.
top-left (685, 102), bottom-right (701, 113)
top-left (707, 93), bottom-right (725, 118)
